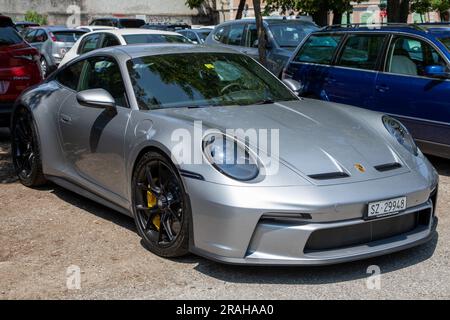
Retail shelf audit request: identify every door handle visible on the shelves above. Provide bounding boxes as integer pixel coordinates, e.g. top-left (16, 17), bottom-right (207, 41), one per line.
top-left (376, 84), bottom-right (390, 93)
top-left (60, 114), bottom-right (72, 124)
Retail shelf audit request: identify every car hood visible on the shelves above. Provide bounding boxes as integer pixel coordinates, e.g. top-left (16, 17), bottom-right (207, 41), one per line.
top-left (157, 100), bottom-right (412, 185)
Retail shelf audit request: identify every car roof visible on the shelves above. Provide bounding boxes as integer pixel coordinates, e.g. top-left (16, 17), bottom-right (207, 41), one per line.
top-left (92, 17), bottom-right (144, 21)
top-left (100, 43), bottom-right (239, 59)
top-left (84, 28), bottom-right (182, 36)
top-left (29, 26), bottom-right (84, 32)
top-left (15, 21), bottom-right (40, 26)
top-left (316, 24), bottom-right (450, 38)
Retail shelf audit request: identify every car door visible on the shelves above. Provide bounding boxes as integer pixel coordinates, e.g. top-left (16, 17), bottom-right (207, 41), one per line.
top-left (323, 33), bottom-right (387, 107)
top-left (57, 55), bottom-right (131, 199)
top-left (26, 28), bottom-right (47, 51)
top-left (371, 34), bottom-right (450, 148)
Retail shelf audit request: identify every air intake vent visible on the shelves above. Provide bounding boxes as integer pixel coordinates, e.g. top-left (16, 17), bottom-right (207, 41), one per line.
top-left (308, 172), bottom-right (350, 180)
top-left (374, 162), bottom-right (402, 172)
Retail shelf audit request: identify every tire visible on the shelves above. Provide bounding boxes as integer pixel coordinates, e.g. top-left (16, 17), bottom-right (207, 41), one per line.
top-left (40, 57), bottom-right (48, 78)
top-left (11, 107), bottom-right (47, 187)
top-left (131, 151), bottom-right (189, 258)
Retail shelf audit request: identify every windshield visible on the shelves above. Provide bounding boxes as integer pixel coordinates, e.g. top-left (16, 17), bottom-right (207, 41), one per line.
top-left (120, 19), bottom-right (145, 28)
top-left (268, 22), bottom-right (318, 47)
top-left (124, 34), bottom-right (190, 44)
top-left (439, 37), bottom-right (450, 52)
top-left (127, 52), bottom-right (297, 110)
top-left (53, 31), bottom-right (85, 42)
top-left (0, 27), bottom-right (23, 45)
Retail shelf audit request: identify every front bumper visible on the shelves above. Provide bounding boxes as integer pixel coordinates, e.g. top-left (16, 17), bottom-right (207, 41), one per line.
top-left (185, 166), bottom-right (438, 266)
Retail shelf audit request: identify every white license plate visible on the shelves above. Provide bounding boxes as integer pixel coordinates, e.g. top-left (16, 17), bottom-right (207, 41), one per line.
top-left (367, 197), bottom-right (407, 219)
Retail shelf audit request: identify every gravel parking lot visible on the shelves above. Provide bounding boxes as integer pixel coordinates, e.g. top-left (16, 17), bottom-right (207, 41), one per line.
top-left (0, 127), bottom-right (449, 300)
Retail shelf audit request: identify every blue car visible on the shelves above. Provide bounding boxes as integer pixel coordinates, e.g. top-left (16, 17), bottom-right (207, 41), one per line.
top-left (283, 24), bottom-right (450, 159)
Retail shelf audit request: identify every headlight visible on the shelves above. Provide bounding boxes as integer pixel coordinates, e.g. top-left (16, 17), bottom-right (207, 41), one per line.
top-left (202, 133), bottom-right (259, 181)
top-left (382, 116), bottom-right (418, 156)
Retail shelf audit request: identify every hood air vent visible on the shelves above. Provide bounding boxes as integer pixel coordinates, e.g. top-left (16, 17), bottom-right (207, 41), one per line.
top-left (374, 162), bottom-right (402, 172)
top-left (308, 172), bottom-right (350, 180)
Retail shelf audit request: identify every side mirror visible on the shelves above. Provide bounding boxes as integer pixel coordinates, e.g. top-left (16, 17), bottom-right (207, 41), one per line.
top-left (76, 89), bottom-right (116, 109)
top-left (424, 65), bottom-right (450, 79)
top-left (282, 78), bottom-right (303, 96)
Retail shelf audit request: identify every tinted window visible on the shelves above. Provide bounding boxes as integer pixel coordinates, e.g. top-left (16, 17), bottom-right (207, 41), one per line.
top-left (439, 37), bottom-right (450, 52)
top-left (119, 19), bottom-right (145, 28)
top-left (34, 29), bottom-right (47, 42)
top-left (79, 34), bottom-right (101, 54)
top-left (123, 34), bottom-right (190, 44)
top-left (56, 60), bottom-right (85, 90)
top-left (181, 31), bottom-right (198, 42)
top-left (0, 27), bottom-right (24, 45)
top-left (213, 25), bottom-right (230, 43)
top-left (294, 34), bottom-right (343, 64)
top-left (227, 24), bottom-right (245, 46)
top-left (268, 22), bottom-right (318, 48)
top-left (78, 57), bottom-right (128, 107)
top-left (127, 52), bottom-right (297, 110)
top-left (337, 34), bottom-right (386, 70)
top-left (387, 36), bottom-right (449, 76)
top-left (101, 33), bottom-right (121, 47)
top-left (24, 29), bottom-right (37, 42)
top-left (244, 24), bottom-right (258, 48)
top-left (53, 31), bottom-right (85, 42)
top-left (92, 19), bottom-right (115, 27)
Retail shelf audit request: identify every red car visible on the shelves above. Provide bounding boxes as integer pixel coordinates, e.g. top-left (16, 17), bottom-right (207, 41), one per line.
top-left (0, 16), bottom-right (42, 127)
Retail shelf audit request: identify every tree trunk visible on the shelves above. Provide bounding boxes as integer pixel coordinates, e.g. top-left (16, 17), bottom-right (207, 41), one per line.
top-left (312, 6), bottom-right (328, 27)
top-left (387, 0), bottom-right (410, 23)
top-left (333, 12), bottom-right (343, 25)
top-left (253, 0), bottom-right (267, 66)
top-left (235, 0), bottom-right (246, 20)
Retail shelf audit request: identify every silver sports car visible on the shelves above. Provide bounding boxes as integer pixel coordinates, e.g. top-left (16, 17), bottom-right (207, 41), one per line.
top-left (11, 44), bottom-right (438, 265)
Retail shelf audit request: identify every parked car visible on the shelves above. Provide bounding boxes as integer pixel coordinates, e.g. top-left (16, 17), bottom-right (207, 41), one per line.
top-left (76, 25), bottom-right (117, 33)
top-left (59, 29), bottom-right (192, 67)
top-left (14, 21), bottom-right (40, 36)
top-left (0, 15), bottom-right (15, 28)
top-left (283, 24), bottom-right (450, 159)
top-left (11, 44), bottom-right (438, 265)
top-left (0, 25), bottom-right (41, 126)
top-left (90, 17), bottom-right (145, 29)
top-left (141, 23), bottom-right (191, 32)
top-left (205, 18), bottom-right (318, 77)
top-left (23, 26), bottom-right (86, 77)
top-left (178, 28), bottom-right (211, 44)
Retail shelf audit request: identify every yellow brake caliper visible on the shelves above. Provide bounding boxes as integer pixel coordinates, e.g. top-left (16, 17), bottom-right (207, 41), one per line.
top-left (147, 190), bottom-right (160, 231)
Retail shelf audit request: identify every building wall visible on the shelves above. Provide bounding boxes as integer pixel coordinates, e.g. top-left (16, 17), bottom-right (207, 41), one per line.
top-left (0, 0), bottom-right (215, 25)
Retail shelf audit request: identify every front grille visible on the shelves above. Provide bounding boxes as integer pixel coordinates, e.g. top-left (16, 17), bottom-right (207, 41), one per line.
top-left (304, 209), bottom-right (431, 253)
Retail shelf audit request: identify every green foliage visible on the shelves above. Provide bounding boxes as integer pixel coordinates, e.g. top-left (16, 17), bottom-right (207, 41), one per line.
top-left (24, 10), bottom-right (47, 25)
top-left (411, 0), bottom-right (450, 15)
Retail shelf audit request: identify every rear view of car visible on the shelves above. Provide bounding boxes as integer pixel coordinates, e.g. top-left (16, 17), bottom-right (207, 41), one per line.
top-left (0, 25), bottom-right (41, 126)
top-left (24, 27), bottom-right (86, 77)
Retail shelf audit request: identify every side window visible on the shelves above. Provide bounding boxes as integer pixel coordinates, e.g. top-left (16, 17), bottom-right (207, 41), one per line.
top-left (294, 34), bottom-right (343, 64)
top-left (386, 36), bottom-right (448, 77)
top-left (213, 25), bottom-right (230, 43)
top-left (56, 60), bottom-right (85, 90)
top-left (24, 29), bottom-right (37, 42)
top-left (78, 34), bottom-right (101, 54)
top-left (186, 31), bottom-right (198, 42)
top-left (227, 24), bottom-right (245, 46)
top-left (34, 29), bottom-right (47, 42)
top-left (244, 24), bottom-right (258, 48)
top-left (337, 34), bottom-right (386, 70)
top-left (101, 34), bottom-right (121, 48)
top-left (78, 57), bottom-right (128, 107)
